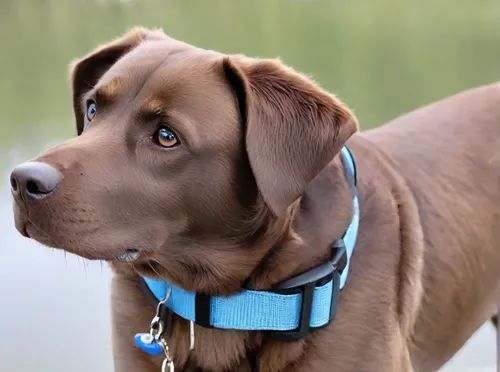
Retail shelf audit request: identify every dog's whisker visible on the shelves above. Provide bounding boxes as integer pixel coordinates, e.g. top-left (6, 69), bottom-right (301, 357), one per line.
top-left (27, 220), bottom-right (59, 248)
top-left (147, 261), bottom-right (163, 278)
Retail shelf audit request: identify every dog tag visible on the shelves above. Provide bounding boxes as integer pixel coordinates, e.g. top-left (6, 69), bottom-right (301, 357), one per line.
top-left (134, 333), bottom-right (163, 355)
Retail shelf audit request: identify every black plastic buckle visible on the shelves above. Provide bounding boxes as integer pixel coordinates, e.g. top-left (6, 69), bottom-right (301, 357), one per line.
top-left (195, 293), bottom-right (212, 328)
top-left (267, 240), bottom-right (347, 341)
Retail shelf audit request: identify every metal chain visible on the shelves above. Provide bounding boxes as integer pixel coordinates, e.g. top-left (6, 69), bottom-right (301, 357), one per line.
top-left (144, 286), bottom-right (196, 372)
top-left (148, 287), bottom-right (175, 372)
top-left (160, 338), bottom-right (174, 372)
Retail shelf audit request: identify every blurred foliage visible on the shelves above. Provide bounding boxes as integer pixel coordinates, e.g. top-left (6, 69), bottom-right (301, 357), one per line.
top-left (0, 0), bottom-right (499, 150)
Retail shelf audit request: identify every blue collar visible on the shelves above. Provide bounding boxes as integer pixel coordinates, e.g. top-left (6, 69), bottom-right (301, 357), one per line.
top-left (139, 146), bottom-right (359, 342)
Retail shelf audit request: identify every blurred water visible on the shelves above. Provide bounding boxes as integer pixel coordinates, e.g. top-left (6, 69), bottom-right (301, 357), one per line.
top-left (0, 0), bottom-right (499, 371)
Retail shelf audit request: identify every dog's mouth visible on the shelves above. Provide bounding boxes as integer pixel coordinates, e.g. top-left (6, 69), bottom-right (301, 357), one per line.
top-left (22, 223), bottom-right (30, 238)
top-left (23, 220), bottom-right (154, 264)
top-left (23, 222), bottom-right (57, 247)
top-left (17, 211), bottom-right (164, 271)
top-left (116, 248), bottom-right (141, 263)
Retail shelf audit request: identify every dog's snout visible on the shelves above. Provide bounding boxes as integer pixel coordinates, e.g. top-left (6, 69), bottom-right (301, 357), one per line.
top-left (10, 162), bottom-right (63, 199)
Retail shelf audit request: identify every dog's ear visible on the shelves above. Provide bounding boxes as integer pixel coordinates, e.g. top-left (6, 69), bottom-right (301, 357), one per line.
top-left (223, 56), bottom-right (358, 217)
top-left (69, 27), bottom-right (165, 135)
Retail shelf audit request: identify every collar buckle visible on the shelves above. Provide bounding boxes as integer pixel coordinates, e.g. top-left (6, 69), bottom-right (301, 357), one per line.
top-left (266, 240), bottom-right (346, 341)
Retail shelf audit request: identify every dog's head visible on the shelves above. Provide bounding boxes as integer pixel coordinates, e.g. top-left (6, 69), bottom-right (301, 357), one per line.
top-left (11, 28), bottom-right (357, 294)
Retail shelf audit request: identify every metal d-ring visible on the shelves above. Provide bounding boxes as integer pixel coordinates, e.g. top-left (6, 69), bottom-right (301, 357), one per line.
top-left (189, 320), bottom-right (195, 351)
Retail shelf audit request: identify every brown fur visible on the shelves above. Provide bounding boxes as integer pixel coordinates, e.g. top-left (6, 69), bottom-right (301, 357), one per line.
top-left (10, 27), bottom-right (500, 371)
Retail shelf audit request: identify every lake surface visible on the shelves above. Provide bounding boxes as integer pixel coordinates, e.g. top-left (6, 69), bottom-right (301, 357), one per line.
top-left (1, 0), bottom-right (499, 370)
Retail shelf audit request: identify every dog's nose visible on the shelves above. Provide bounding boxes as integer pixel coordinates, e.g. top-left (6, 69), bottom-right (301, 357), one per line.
top-left (10, 162), bottom-right (63, 199)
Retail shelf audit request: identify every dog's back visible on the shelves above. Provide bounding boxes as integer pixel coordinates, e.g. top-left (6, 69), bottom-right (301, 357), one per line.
top-left (363, 83), bottom-right (500, 370)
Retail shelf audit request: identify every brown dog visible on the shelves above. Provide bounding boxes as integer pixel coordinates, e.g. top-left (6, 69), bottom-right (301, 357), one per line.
top-left (10, 27), bottom-right (500, 372)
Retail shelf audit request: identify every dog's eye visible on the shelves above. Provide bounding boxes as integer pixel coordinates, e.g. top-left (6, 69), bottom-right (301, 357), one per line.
top-left (86, 101), bottom-right (97, 121)
top-left (154, 125), bottom-right (180, 148)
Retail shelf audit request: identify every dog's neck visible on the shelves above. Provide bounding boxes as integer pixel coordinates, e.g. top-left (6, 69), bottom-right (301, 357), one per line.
top-left (246, 155), bottom-right (354, 291)
top-left (131, 153), bottom-right (356, 371)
